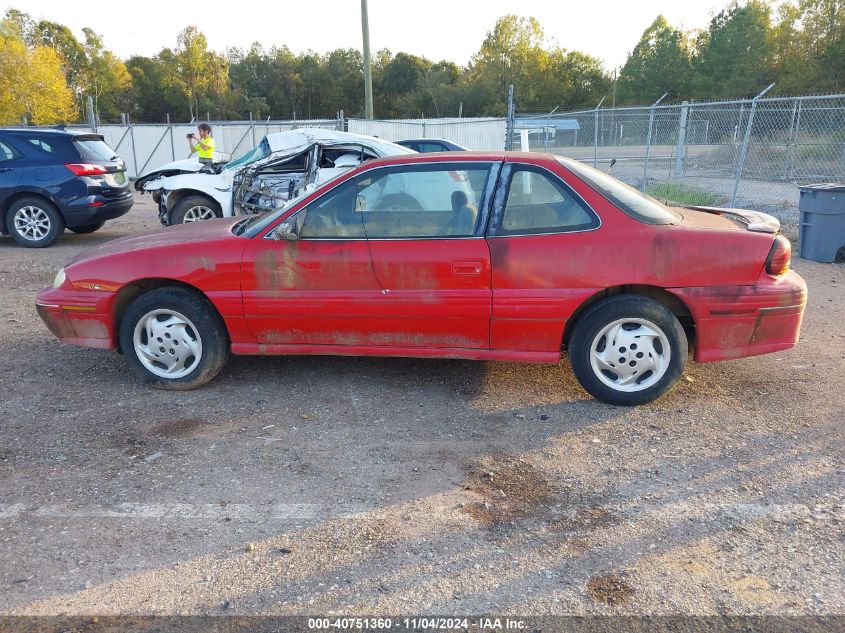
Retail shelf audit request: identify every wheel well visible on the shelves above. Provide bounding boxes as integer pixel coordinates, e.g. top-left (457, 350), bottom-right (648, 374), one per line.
top-left (562, 285), bottom-right (695, 350)
top-left (1, 191), bottom-right (59, 233)
top-left (166, 189), bottom-right (220, 213)
top-left (113, 279), bottom-right (227, 350)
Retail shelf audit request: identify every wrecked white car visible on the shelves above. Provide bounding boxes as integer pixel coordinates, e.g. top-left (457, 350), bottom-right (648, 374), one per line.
top-left (135, 128), bottom-right (415, 225)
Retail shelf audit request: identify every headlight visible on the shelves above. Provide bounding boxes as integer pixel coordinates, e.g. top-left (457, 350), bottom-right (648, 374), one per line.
top-left (53, 268), bottom-right (66, 289)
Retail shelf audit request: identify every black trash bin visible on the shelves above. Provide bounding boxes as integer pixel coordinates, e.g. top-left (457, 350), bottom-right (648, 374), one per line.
top-left (798, 183), bottom-right (845, 263)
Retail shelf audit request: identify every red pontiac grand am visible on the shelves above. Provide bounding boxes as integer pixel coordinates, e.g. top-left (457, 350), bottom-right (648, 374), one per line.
top-left (36, 152), bottom-right (806, 405)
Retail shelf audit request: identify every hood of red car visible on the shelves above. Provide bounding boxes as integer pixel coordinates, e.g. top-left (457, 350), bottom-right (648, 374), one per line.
top-left (65, 218), bottom-right (242, 266)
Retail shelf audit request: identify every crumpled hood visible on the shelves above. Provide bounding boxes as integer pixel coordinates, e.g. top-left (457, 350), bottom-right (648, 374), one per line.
top-left (65, 218), bottom-right (242, 268)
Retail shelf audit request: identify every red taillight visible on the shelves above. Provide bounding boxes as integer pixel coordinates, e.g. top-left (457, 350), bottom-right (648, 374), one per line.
top-left (765, 235), bottom-right (791, 276)
top-left (65, 163), bottom-right (108, 176)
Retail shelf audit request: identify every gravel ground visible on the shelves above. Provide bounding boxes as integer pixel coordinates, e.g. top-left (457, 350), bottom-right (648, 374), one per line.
top-left (0, 194), bottom-right (843, 617)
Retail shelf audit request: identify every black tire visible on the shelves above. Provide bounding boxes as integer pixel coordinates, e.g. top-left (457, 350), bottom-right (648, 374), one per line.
top-left (5, 197), bottom-right (64, 247)
top-left (568, 295), bottom-right (688, 406)
top-left (374, 193), bottom-right (423, 212)
top-left (68, 221), bottom-right (105, 234)
top-left (169, 195), bottom-right (222, 225)
top-left (118, 287), bottom-right (229, 390)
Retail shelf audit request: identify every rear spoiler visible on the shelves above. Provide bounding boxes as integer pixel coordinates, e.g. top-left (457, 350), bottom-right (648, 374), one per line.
top-left (686, 206), bottom-right (780, 234)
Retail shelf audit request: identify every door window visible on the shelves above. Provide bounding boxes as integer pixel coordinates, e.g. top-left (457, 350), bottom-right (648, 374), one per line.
top-left (298, 163), bottom-right (492, 239)
top-left (356, 164), bottom-right (491, 238)
top-left (299, 178), bottom-right (366, 238)
top-left (498, 166), bottom-right (599, 235)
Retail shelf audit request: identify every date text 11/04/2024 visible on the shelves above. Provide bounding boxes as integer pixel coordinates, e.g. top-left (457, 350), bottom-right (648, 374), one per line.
top-left (307, 617), bottom-right (526, 630)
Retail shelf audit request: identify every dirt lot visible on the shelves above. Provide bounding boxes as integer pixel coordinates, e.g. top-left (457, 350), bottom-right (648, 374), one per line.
top-left (0, 194), bottom-right (843, 618)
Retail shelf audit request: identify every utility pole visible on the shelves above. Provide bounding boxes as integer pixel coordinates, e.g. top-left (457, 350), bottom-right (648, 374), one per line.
top-left (361, 0), bottom-right (374, 119)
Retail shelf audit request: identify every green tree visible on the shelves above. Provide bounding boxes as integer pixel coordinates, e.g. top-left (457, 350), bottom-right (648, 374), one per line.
top-left (80, 28), bottom-right (132, 121)
top-left (470, 15), bottom-right (549, 110)
top-left (692, 1), bottom-right (774, 98)
top-left (617, 16), bottom-right (691, 103)
top-left (163, 27), bottom-right (226, 120)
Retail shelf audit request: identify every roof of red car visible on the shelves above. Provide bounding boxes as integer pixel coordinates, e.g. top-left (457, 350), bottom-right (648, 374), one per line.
top-left (366, 150), bottom-right (558, 168)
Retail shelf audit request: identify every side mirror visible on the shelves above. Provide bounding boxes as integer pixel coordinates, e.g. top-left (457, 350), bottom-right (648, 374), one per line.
top-left (273, 221), bottom-right (299, 241)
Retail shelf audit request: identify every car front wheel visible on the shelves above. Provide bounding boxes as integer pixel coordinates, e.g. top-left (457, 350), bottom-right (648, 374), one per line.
top-left (568, 295), bottom-right (687, 406)
top-left (6, 197), bottom-right (64, 247)
top-left (169, 195), bottom-right (222, 225)
top-left (119, 287), bottom-right (229, 390)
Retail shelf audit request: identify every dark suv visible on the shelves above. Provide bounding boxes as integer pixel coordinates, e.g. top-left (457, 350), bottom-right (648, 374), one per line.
top-left (0, 128), bottom-right (133, 247)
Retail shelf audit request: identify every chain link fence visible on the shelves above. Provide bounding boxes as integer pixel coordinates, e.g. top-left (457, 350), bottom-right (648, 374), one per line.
top-left (517, 94), bottom-right (845, 223)
top-left (29, 93), bottom-right (843, 222)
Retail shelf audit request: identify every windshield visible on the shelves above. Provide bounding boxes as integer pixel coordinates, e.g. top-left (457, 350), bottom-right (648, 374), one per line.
top-left (225, 136), bottom-right (271, 171)
top-left (556, 157), bottom-right (681, 224)
top-left (242, 169), bottom-right (352, 237)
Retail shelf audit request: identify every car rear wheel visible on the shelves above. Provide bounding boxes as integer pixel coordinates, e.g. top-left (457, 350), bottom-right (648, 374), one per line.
top-left (69, 221), bottom-right (105, 234)
top-left (568, 295), bottom-right (687, 406)
top-left (119, 287), bottom-right (229, 390)
top-left (6, 197), bottom-right (64, 248)
top-left (169, 195), bottom-right (222, 225)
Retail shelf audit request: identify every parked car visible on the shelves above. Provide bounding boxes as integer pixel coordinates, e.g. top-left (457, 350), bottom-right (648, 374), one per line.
top-left (397, 138), bottom-right (470, 152)
top-left (37, 151), bottom-right (806, 405)
top-left (0, 128), bottom-right (132, 247)
top-left (135, 128), bottom-right (414, 226)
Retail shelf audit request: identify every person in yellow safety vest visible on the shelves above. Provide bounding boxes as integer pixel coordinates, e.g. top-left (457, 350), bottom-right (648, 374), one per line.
top-left (187, 123), bottom-right (216, 172)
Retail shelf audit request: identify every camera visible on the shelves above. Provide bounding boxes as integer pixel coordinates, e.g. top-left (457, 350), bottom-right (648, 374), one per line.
top-left (186, 133), bottom-right (193, 139)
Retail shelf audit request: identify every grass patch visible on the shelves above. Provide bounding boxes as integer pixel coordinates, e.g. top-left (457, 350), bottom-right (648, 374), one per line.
top-left (646, 182), bottom-right (718, 206)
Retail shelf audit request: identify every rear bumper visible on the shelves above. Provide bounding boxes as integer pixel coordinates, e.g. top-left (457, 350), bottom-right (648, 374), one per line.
top-left (35, 287), bottom-right (117, 350)
top-left (61, 193), bottom-right (134, 228)
top-left (671, 270), bottom-right (807, 363)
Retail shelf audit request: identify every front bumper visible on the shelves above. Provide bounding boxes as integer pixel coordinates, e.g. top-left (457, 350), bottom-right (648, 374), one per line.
top-left (672, 270), bottom-right (807, 363)
top-left (35, 287), bottom-right (117, 350)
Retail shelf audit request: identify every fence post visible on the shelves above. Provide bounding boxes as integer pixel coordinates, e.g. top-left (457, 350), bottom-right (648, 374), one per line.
top-left (249, 112), bottom-right (256, 147)
top-left (338, 109), bottom-right (345, 131)
top-left (674, 100), bottom-right (689, 177)
top-left (641, 93), bottom-right (667, 190)
top-left (593, 96), bottom-right (605, 167)
top-left (167, 113), bottom-right (175, 161)
top-left (732, 84), bottom-right (774, 206)
top-left (86, 97), bottom-right (97, 132)
top-left (506, 85), bottom-right (515, 150)
top-left (127, 114), bottom-right (139, 179)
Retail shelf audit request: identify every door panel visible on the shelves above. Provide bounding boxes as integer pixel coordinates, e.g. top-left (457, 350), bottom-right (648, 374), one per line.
top-left (365, 239), bottom-right (491, 349)
top-left (241, 237), bottom-right (384, 345)
top-left (358, 162), bottom-right (497, 349)
top-left (488, 160), bottom-right (603, 352)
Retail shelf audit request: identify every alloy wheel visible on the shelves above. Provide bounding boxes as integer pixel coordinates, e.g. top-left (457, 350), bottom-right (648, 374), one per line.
top-left (13, 206), bottom-right (51, 241)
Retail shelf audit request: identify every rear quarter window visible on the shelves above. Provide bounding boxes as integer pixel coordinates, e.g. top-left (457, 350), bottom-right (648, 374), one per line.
top-left (0, 140), bottom-right (20, 162)
top-left (557, 156), bottom-right (681, 224)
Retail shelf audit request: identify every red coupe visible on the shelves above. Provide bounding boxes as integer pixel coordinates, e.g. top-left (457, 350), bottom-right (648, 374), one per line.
top-left (36, 152), bottom-right (806, 405)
